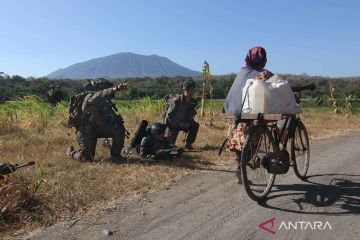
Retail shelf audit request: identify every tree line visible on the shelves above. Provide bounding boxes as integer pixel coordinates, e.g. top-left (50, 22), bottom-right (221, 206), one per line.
top-left (1, 74), bottom-right (360, 103)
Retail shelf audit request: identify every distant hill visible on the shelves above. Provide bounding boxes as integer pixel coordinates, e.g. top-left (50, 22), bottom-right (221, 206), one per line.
top-left (46, 52), bottom-right (201, 79)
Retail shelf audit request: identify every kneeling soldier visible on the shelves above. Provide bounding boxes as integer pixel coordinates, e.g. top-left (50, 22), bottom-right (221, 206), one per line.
top-left (67, 79), bottom-right (128, 162)
top-left (164, 79), bottom-right (199, 149)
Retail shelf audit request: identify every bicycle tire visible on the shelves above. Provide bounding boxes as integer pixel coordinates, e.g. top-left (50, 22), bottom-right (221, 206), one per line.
top-left (241, 126), bottom-right (276, 201)
top-left (291, 121), bottom-right (310, 180)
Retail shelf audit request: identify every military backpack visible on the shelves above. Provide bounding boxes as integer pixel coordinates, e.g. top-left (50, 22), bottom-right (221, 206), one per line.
top-left (68, 92), bottom-right (88, 128)
top-left (162, 93), bottom-right (179, 119)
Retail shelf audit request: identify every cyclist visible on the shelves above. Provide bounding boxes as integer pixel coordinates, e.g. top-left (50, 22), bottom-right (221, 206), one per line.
top-left (223, 46), bottom-right (270, 184)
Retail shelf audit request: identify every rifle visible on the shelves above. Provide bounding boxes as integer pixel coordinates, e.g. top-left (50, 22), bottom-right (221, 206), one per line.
top-left (0, 161), bottom-right (35, 176)
top-left (157, 147), bottom-right (184, 157)
top-left (183, 149), bottom-right (202, 153)
top-left (162, 147), bottom-right (202, 155)
top-left (144, 147), bottom-right (185, 160)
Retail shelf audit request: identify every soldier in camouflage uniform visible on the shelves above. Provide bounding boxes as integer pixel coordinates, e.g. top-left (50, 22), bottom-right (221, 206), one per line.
top-left (140, 122), bottom-right (179, 160)
top-left (165, 79), bottom-right (199, 149)
top-left (46, 85), bottom-right (64, 106)
top-left (67, 79), bottom-right (128, 162)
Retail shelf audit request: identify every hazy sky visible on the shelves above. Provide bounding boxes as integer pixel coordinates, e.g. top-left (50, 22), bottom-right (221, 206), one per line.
top-left (1, 0), bottom-right (359, 77)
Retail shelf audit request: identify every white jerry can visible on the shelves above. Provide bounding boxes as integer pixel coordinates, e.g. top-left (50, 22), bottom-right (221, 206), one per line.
top-left (242, 75), bottom-right (302, 114)
top-left (242, 79), bottom-right (269, 114)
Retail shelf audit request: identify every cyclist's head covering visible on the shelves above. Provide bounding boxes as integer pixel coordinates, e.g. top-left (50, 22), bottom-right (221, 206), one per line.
top-left (245, 46), bottom-right (267, 68)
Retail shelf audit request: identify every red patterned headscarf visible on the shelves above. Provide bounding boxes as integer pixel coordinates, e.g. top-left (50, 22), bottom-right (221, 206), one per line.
top-left (245, 46), bottom-right (267, 68)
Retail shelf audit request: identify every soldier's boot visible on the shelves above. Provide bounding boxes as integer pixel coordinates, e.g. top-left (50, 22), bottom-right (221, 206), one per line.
top-left (165, 126), bottom-right (180, 145)
top-left (110, 125), bottom-right (126, 161)
top-left (184, 121), bottom-right (199, 149)
top-left (66, 146), bottom-right (75, 158)
top-left (74, 129), bottom-right (97, 162)
top-left (67, 147), bottom-right (94, 162)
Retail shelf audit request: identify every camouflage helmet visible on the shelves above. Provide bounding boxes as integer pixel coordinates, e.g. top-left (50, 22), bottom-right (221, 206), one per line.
top-left (183, 79), bottom-right (196, 90)
top-left (151, 122), bottom-right (166, 135)
top-left (85, 78), bottom-right (114, 91)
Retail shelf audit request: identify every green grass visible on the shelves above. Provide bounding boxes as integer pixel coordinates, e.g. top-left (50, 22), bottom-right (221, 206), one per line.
top-left (1, 97), bottom-right (359, 124)
top-left (114, 97), bottom-right (164, 116)
top-left (298, 98), bottom-right (360, 113)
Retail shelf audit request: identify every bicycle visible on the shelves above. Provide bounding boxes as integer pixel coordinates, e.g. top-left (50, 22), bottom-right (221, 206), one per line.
top-left (231, 112), bottom-right (309, 201)
top-left (220, 83), bottom-right (315, 201)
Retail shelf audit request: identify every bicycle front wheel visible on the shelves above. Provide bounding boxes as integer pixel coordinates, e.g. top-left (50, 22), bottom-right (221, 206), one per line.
top-left (291, 121), bottom-right (310, 180)
top-left (241, 126), bottom-right (276, 201)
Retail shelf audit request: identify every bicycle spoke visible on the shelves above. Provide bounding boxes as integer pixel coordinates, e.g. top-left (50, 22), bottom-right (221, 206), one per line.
top-left (244, 128), bottom-right (275, 197)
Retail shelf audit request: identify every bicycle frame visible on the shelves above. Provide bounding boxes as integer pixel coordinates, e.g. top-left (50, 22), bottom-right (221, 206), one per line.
top-left (269, 115), bottom-right (299, 151)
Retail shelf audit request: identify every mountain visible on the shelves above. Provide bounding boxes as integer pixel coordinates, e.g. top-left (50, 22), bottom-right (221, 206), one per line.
top-left (46, 52), bottom-right (201, 79)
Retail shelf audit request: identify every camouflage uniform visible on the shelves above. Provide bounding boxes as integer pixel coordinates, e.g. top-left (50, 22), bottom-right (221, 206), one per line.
top-left (140, 135), bottom-right (172, 160)
top-left (165, 93), bottom-right (199, 146)
top-left (68, 87), bottom-right (125, 161)
top-left (46, 87), bottom-right (64, 105)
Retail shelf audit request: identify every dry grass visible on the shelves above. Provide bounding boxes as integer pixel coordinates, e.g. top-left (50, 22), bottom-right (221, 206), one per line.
top-left (0, 98), bottom-right (360, 238)
top-left (0, 128), bottom-right (190, 237)
top-left (301, 109), bottom-right (360, 139)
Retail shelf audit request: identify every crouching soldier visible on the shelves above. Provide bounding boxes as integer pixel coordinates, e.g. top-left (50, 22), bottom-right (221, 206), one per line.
top-left (67, 78), bottom-right (128, 162)
top-left (164, 79), bottom-right (199, 149)
top-left (140, 122), bottom-right (183, 160)
top-left (46, 85), bottom-right (64, 106)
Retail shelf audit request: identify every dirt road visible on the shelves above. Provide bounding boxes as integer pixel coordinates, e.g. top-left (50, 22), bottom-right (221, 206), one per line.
top-left (28, 132), bottom-right (360, 240)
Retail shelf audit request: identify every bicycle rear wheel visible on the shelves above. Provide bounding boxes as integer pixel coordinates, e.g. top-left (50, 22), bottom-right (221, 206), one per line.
top-left (241, 126), bottom-right (276, 201)
top-left (291, 121), bottom-right (310, 180)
